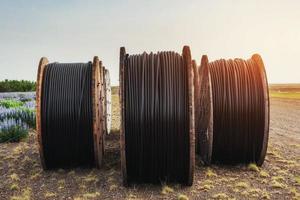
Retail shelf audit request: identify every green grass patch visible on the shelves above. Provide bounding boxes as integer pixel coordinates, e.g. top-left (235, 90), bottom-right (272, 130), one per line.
top-left (0, 99), bottom-right (24, 108)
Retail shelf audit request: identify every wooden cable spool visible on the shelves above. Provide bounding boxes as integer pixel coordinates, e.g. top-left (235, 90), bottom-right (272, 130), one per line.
top-left (196, 54), bottom-right (269, 166)
top-left (36, 56), bottom-right (104, 169)
top-left (119, 46), bottom-right (195, 186)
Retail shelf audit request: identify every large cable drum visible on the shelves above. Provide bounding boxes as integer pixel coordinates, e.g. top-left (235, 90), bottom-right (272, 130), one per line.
top-left (36, 57), bottom-right (104, 169)
top-left (197, 54), bottom-right (269, 166)
top-left (119, 46), bottom-right (195, 186)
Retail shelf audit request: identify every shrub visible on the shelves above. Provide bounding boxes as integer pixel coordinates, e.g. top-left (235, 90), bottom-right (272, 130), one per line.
top-left (0, 99), bottom-right (24, 108)
top-left (0, 118), bottom-right (28, 143)
top-left (0, 80), bottom-right (36, 92)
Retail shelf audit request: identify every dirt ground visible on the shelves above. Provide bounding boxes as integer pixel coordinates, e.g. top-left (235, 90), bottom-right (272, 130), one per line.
top-left (0, 95), bottom-right (299, 200)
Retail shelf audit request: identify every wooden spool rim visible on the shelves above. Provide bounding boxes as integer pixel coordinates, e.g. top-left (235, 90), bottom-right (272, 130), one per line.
top-left (251, 54), bottom-right (269, 166)
top-left (199, 55), bottom-right (214, 165)
top-left (93, 56), bottom-right (103, 168)
top-left (192, 60), bottom-right (199, 155)
top-left (104, 69), bottom-right (112, 135)
top-left (100, 63), bottom-right (106, 155)
top-left (120, 47), bottom-right (127, 186)
top-left (36, 57), bottom-right (49, 169)
top-left (182, 46), bottom-right (195, 186)
top-left (102, 67), bottom-right (108, 135)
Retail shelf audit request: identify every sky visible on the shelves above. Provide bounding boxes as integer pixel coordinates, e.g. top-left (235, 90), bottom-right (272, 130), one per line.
top-left (0, 0), bottom-right (299, 85)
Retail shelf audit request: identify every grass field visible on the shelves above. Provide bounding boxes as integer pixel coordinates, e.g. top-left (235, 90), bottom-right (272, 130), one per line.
top-left (270, 92), bottom-right (300, 99)
top-left (0, 86), bottom-right (299, 199)
top-left (269, 84), bottom-right (300, 99)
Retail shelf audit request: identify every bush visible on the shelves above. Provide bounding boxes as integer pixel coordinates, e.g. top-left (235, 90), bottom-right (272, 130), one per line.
top-left (0, 80), bottom-right (36, 92)
top-left (0, 99), bottom-right (24, 108)
top-left (0, 119), bottom-right (28, 143)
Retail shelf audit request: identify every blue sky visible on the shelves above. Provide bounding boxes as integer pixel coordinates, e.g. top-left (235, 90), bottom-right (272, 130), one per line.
top-left (0, 0), bottom-right (299, 85)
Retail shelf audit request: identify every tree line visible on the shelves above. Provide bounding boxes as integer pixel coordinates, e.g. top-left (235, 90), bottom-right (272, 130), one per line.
top-left (0, 80), bottom-right (36, 92)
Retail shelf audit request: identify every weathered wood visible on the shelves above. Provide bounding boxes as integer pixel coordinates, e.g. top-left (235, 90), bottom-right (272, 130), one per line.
top-left (182, 46), bottom-right (195, 186)
top-left (198, 55), bottom-right (213, 165)
top-left (102, 67), bottom-right (107, 135)
top-left (92, 56), bottom-right (103, 168)
top-left (36, 57), bottom-right (49, 169)
top-left (119, 47), bottom-right (127, 186)
top-left (192, 60), bottom-right (199, 154)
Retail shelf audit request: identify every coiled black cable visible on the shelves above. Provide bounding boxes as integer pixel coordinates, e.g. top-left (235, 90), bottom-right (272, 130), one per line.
top-left (123, 51), bottom-right (191, 184)
top-left (41, 62), bottom-right (95, 168)
top-left (197, 55), bottom-right (269, 165)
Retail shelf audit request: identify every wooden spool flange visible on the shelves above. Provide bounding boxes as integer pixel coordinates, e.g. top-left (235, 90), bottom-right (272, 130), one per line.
top-left (192, 60), bottom-right (199, 154)
top-left (36, 57), bottom-right (49, 169)
top-left (119, 47), bottom-right (127, 186)
top-left (252, 54), bottom-right (270, 166)
top-left (182, 46), bottom-right (195, 186)
top-left (198, 55), bottom-right (213, 165)
top-left (93, 56), bottom-right (103, 168)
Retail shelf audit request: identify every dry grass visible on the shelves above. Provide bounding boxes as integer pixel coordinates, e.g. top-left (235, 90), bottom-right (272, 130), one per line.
top-left (178, 194), bottom-right (189, 200)
top-left (161, 185), bottom-right (174, 195)
top-left (0, 93), bottom-right (299, 199)
top-left (260, 170), bottom-right (270, 178)
top-left (205, 168), bottom-right (217, 178)
top-left (235, 181), bottom-right (249, 189)
top-left (212, 193), bottom-right (229, 199)
top-left (248, 163), bottom-right (260, 172)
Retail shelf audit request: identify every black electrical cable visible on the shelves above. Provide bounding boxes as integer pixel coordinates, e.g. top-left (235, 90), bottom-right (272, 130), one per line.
top-left (124, 51), bottom-right (190, 184)
top-left (41, 62), bottom-right (94, 168)
top-left (197, 56), bottom-right (269, 165)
